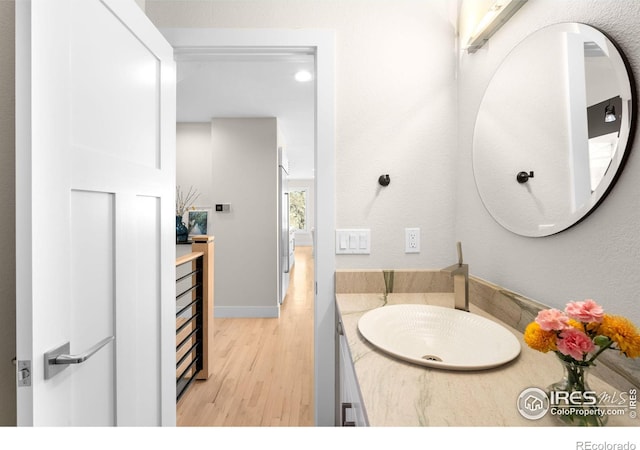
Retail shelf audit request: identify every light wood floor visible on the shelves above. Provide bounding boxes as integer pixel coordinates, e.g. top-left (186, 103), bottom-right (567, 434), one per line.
top-left (177, 246), bottom-right (315, 426)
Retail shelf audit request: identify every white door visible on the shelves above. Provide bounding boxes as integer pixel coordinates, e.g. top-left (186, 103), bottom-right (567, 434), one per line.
top-left (16, 0), bottom-right (176, 425)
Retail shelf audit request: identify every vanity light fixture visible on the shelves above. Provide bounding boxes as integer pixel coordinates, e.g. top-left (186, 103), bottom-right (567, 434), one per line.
top-left (294, 70), bottom-right (313, 83)
top-left (467, 0), bottom-right (528, 53)
top-left (604, 104), bottom-right (617, 123)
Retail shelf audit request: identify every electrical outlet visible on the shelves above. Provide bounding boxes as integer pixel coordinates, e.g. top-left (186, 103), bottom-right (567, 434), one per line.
top-left (405, 228), bottom-right (420, 253)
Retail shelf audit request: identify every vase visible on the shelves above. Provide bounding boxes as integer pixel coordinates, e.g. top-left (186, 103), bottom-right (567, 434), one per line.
top-left (546, 355), bottom-right (607, 426)
top-left (176, 216), bottom-right (189, 243)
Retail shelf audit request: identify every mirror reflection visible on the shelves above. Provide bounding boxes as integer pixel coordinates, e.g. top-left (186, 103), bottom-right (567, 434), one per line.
top-left (473, 23), bottom-right (635, 237)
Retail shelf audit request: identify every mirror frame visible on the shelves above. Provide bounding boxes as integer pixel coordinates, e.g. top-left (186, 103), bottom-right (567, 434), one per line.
top-left (472, 23), bottom-right (637, 237)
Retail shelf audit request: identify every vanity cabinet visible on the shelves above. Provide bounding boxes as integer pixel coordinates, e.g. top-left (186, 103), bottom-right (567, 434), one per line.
top-left (336, 313), bottom-right (368, 427)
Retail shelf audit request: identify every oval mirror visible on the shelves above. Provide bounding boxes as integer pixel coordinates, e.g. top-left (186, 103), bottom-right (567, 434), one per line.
top-left (473, 23), bottom-right (636, 237)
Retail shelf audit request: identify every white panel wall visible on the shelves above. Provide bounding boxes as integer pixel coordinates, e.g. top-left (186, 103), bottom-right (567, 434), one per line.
top-left (146, 0), bottom-right (459, 270)
top-left (70, 191), bottom-right (115, 425)
top-left (70, 0), bottom-right (160, 168)
top-left (133, 195), bottom-right (161, 425)
top-left (458, 0), bottom-right (640, 326)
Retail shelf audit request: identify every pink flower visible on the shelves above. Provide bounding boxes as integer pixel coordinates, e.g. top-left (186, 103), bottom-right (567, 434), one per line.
top-left (535, 309), bottom-right (570, 331)
top-left (565, 299), bottom-right (604, 323)
top-left (556, 328), bottom-right (595, 360)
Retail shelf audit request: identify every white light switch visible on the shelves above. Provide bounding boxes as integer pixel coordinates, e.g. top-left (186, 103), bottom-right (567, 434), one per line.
top-left (336, 229), bottom-right (371, 254)
top-left (359, 232), bottom-right (368, 249)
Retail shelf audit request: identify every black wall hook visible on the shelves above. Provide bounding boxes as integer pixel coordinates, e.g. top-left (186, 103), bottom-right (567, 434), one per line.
top-left (378, 174), bottom-right (390, 186)
top-left (516, 171), bottom-right (534, 183)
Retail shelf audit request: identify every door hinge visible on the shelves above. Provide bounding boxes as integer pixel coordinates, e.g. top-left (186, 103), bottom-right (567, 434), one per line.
top-left (17, 360), bottom-right (31, 387)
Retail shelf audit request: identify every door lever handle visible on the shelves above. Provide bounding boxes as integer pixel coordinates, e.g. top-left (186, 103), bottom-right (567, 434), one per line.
top-left (44, 336), bottom-right (114, 379)
top-left (51, 336), bottom-right (114, 365)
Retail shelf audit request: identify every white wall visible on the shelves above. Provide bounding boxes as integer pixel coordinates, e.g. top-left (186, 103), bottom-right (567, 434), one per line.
top-left (145, 0), bottom-right (459, 270)
top-left (211, 118), bottom-right (280, 316)
top-left (0, 0), bottom-right (16, 427)
top-left (176, 123), bottom-right (214, 209)
top-left (176, 119), bottom-right (283, 317)
top-left (458, 0), bottom-right (640, 326)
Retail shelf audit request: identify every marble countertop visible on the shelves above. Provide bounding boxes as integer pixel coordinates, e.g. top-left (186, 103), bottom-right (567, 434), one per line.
top-left (336, 292), bottom-right (638, 427)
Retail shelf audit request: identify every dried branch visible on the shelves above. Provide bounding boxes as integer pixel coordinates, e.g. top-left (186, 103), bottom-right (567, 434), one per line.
top-left (176, 185), bottom-right (200, 217)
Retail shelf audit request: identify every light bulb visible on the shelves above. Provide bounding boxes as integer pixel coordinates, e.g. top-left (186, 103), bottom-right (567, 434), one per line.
top-left (604, 105), bottom-right (617, 123)
top-left (294, 70), bottom-right (313, 83)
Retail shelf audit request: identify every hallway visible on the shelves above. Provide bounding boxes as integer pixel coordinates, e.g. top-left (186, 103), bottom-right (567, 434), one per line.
top-left (177, 246), bottom-right (315, 426)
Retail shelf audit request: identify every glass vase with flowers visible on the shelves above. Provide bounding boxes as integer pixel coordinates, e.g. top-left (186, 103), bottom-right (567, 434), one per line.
top-left (524, 299), bottom-right (640, 426)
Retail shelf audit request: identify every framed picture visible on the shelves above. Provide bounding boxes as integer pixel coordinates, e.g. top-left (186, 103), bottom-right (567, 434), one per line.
top-left (187, 208), bottom-right (211, 237)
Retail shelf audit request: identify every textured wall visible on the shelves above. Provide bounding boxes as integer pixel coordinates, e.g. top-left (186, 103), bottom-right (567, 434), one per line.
top-left (145, 0), bottom-right (459, 270)
top-left (457, 0), bottom-right (640, 326)
top-left (0, 0), bottom-right (16, 426)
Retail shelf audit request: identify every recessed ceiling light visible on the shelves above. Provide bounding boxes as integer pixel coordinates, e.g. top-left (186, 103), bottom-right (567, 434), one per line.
top-left (294, 70), bottom-right (313, 82)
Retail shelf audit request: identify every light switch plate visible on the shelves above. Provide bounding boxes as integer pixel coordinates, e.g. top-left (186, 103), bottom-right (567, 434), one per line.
top-left (336, 229), bottom-right (370, 254)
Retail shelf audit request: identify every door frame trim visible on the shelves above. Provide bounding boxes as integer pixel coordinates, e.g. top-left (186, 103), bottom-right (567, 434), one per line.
top-left (161, 28), bottom-right (336, 426)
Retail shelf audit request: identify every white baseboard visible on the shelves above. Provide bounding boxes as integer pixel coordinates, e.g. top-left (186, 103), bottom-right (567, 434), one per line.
top-left (214, 305), bottom-right (280, 318)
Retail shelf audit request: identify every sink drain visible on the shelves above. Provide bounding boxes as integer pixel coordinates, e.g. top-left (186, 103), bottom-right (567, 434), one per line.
top-left (422, 354), bottom-right (443, 362)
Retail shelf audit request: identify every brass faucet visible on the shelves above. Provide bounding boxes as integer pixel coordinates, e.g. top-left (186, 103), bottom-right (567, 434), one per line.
top-left (441, 242), bottom-right (469, 312)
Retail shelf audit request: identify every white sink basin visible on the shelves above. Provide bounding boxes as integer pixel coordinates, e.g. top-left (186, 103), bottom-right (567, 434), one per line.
top-left (357, 304), bottom-right (521, 370)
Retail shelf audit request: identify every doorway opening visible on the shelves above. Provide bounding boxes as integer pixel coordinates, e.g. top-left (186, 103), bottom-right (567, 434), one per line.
top-left (164, 29), bottom-right (335, 426)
